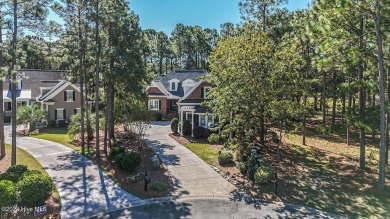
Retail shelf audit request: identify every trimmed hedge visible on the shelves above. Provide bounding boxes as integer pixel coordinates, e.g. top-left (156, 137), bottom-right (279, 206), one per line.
top-left (7, 165), bottom-right (28, 175)
top-left (109, 147), bottom-right (125, 159)
top-left (121, 152), bottom-right (141, 172)
top-left (193, 127), bottom-right (205, 138)
top-left (254, 166), bottom-right (273, 184)
top-left (22, 170), bottom-right (42, 179)
top-left (115, 152), bottom-right (141, 172)
top-left (17, 174), bottom-right (53, 206)
top-left (0, 172), bottom-right (21, 183)
top-left (218, 151), bottom-right (233, 166)
top-left (171, 118), bottom-right (179, 133)
top-left (0, 180), bottom-right (17, 206)
top-left (114, 153), bottom-right (126, 169)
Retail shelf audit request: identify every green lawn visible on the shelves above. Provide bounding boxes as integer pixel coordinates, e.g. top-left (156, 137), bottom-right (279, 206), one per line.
top-left (3, 144), bottom-right (61, 210)
top-left (184, 143), bottom-right (220, 163)
top-left (32, 128), bottom-right (95, 155)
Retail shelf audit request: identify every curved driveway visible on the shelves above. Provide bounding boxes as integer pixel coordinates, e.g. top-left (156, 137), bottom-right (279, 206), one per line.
top-left (4, 125), bottom-right (139, 219)
top-left (144, 121), bottom-right (236, 198)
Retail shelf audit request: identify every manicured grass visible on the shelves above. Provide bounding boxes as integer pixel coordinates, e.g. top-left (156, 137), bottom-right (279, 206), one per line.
top-left (32, 128), bottom-right (96, 155)
top-left (184, 143), bottom-right (220, 163)
top-left (3, 144), bottom-right (61, 210)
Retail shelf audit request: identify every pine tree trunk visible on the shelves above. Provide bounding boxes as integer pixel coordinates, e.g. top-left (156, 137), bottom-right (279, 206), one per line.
top-left (374, 1), bottom-right (386, 190)
top-left (11, 0), bottom-right (17, 166)
top-left (95, 0), bottom-right (100, 159)
top-left (358, 17), bottom-right (365, 169)
top-left (0, 12), bottom-right (5, 158)
top-left (347, 77), bottom-right (351, 146)
top-left (78, 4), bottom-right (85, 156)
top-left (259, 105), bottom-right (265, 145)
top-left (109, 83), bottom-right (115, 143)
top-left (303, 95), bottom-right (307, 145)
top-left (314, 92), bottom-right (318, 111)
top-left (322, 71), bottom-right (326, 126)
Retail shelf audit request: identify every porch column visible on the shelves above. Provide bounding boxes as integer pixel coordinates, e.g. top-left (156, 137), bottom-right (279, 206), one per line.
top-left (191, 110), bottom-right (194, 137)
top-left (180, 108), bottom-right (184, 136)
top-left (26, 101), bottom-right (30, 106)
top-left (40, 103), bottom-right (43, 110)
top-left (46, 104), bottom-right (48, 112)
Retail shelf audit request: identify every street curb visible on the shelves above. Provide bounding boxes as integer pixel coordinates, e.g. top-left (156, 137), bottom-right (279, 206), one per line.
top-left (85, 196), bottom-right (174, 219)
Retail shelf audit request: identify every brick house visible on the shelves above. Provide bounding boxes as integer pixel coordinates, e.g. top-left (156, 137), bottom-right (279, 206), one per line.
top-left (146, 70), bottom-right (215, 137)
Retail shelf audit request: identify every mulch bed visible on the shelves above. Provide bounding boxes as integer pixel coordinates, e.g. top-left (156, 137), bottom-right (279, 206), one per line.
top-left (75, 130), bottom-right (173, 199)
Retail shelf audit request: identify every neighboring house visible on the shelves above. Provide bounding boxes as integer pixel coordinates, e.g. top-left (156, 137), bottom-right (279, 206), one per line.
top-left (146, 70), bottom-right (215, 137)
top-left (2, 69), bottom-right (92, 125)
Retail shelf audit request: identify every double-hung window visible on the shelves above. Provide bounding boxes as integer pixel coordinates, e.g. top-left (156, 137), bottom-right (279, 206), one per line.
top-left (65, 90), bottom-right (75, 102)
top-left (148, 100), bottom-right (159, 110)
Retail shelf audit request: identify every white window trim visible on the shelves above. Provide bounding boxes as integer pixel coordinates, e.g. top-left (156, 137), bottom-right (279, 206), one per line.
top-left (65, 90), bottom-right (74, 102)
top-left (56, 108), bottom-right (65, 120)
top-left (203, 86), bottom-right (212, 99)
top-left (148, 99), bottom-right (160, 111)
top-left (186, 112), bottom-right (193, 121)
top-left (75, 108), bottom-right (81, 114)
top-left (198, 114), bottom-right (214, 128)
top-left (170, 81), bottom-right (178, 91)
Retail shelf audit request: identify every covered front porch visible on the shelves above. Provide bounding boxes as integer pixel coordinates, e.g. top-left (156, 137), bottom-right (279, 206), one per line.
top-left (178, 105), bottom-right (215, 137)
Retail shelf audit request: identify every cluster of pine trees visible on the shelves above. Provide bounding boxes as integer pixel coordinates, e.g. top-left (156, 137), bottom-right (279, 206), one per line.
top-left (206, 0), bottom-right (389, 190)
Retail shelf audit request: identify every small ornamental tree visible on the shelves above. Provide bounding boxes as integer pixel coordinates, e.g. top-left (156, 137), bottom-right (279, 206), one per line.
top-left (171, 118), bottom-right (179, 133)
top-left (16, 105), bottom-right (47, 135)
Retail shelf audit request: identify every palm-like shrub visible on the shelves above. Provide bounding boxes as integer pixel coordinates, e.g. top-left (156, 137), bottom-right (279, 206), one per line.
top-left (16, 105), bottom-right (47, 135)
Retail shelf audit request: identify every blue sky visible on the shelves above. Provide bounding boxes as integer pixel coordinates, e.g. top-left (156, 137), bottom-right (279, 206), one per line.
top-left (48, 0), bottom-right (311, 35)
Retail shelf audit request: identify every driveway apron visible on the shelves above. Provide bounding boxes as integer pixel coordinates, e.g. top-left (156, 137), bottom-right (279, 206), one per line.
top-left (144, 121), bottom-right (236, 198)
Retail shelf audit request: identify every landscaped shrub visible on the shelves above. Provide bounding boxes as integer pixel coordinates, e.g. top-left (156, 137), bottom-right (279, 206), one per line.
top-left (183, 120), bottom-right (191, 135)
top-left (193, 127), bottom-right (205, 138)
top-left (0, 180), bottom-right (16, 206)
top-left (257, 157), bottom-right (268, 166)
top-left (170, 118), bottom-right (179, 133)
top-left (57, 120), bottom-right (67, 128)
top-left (121, 152), bottom-right (141, 172)
top-left (48, 120), bottom-right (56, 128)
top-left (17, 174), bottom-right (53, 206)
top-left (114, 153), bottom-right (126, 169)
top-left (246, 167), bottom-right (256, 181)
top-left (0, 172), bottom-right (21, 183)
top-left (239, 162), bottom-right (247, 174)
top-left (254, 166), bottom-right (273, 184)
top-left (7, 165), bottom-right (28, 176)
top-left (150, 181), bottom-right (170, 192)
top-left (218, 151), bottom-right (233, 166)
top-left (22, 170), bottom-right (42, 179)
top-left (109, 147), bottom-right (125, 159)
top-left (154, 113), bottom-right (164, 121)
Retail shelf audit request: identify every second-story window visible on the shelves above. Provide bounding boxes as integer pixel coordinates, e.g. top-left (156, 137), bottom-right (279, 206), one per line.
top-left (65, 90), bottom-right (75, 102)
top-left (171, 82), bottom-right (176, 91)
top-left (203, 87), bottom-right (212, 99)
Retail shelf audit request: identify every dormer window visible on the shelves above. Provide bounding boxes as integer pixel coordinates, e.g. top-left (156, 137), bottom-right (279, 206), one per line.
top-left (168, 79), bottom-right (180, 92)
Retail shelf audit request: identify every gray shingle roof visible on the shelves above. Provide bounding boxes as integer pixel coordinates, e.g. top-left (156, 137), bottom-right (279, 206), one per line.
top-left (178, 99), bottom-right (207, 104)
top-left (194, 106), bottom-right (213, 114)
top-left (3, 70), bottom-right (65, 99)
top-left (157, 70), bottom-right (208, 98)
top-left (38, 80), bottom-right (67, 101)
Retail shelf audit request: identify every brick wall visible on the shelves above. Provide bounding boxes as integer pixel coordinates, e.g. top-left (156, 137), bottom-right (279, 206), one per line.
top-left (149, 97), bottom-right (168, 115)
top-left (147, 86), bottom-right (164, 94)
top-left (187, 82), bottom-right (213, 99)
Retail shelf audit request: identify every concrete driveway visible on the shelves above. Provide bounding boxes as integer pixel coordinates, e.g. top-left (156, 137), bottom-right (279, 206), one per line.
top-left (144, 121), bottom-right (236, 198)
top-left (4, 125), bottom-right (139, 219)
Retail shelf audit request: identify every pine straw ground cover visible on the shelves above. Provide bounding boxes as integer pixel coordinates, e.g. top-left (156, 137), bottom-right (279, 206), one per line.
top-left (33, 128), bottom-right (172, 199)
top-left (170, 129), bottom-right (390, 219)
